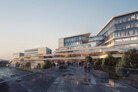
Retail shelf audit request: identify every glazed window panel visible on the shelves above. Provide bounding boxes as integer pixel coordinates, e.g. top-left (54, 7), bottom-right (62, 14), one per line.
top-left (126, 24), bottom-right (130, 29)
top-left (123, 38), bottom-right (130, 41)
top-left (131, 22), bottom-right (134, 28)
top-left (130, 44), bottom-right (137, 47)
top-left (121, 31), bottom-right (125, 36)
top-left (137, 14), bottom-right (138, 20)
top-left (135, 22), bottom-right (138, 27)
top-left (131, 37), bottom-right (138, 40)
top-left (115, 39), bottom-right (122, 42)
top-left (129, 30), bottom-right (133, 35)
top-left (131, 14), bottom-right (135, 21)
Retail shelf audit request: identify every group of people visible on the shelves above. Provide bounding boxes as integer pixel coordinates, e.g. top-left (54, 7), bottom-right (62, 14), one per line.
top-left (83, 62), bottom-right (91, 72)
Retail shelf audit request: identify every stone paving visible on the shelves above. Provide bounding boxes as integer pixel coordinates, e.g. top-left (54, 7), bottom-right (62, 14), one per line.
top-left (46, 67), bottom-right (138, 92)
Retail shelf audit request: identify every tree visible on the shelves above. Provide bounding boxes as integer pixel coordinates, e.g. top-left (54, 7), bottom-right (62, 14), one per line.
top-left (102, 53), bottom-right (117, 67)
top-left (0, 61), bottom-right (8, 67)
top-left (25, 62), bottom-right (31, 68)
top-left (85, 55), bottom-right (93, 64)
top-left (121, 49), bottom-right (138, 68)
top-left (101, 54), bottom-right (119, 79)
top-left (42, 60), bottom-right (52, 69)
top-left (37, 63), bottom-right (41, 69)
top-left (15, 62), bottom-right (20, 67)
top-left (57, 60), bottom-right (61, 66)
top-left (42, 64), bottom-right (47, 69)
top-left (116, 49), bottom-right (138, 77)
top-left (93, 58), bottom-right (102, 69)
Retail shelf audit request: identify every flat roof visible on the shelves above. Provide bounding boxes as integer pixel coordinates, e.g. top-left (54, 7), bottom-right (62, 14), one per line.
top-left (96, 10), bottom-right (138, 36)
top-left (60, 33), bottom-right (91, 39)
top-left (24, 47), bottom-right (50, 51)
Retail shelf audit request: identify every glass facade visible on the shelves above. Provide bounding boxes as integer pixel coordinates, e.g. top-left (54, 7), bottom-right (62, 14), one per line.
top-left (25, 49), bottom-right (38, 55)
top-left (115, 36), bottom-right (138, 42)
top-left (114, 13), bottom-right (138, 38)
top-left (89, 35), bottom-right (104, 42)
top-left (115, 43), bottom-right (138, 49)
top-left (13, 53), bottom-right (24, 59)
top-left (64, 36), bottom-right (82, 46)
top-left (97, 12), bottom-right (138, 48)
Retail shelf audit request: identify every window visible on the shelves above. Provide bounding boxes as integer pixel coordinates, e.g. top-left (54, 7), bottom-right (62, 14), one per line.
top-left (127, 17), bottom-right (131, 21)
top-left (131, 37), bottom-right (137, 40)
top-left (131, 23), bottom-right (134, 28)
top-left (115, 39), bottom-right (122, 42)
top-left (135, 22), bottom-right (138, 27)
top-left (126, 24), bottom-right (130, 29)
top-left (114, 32), bottom-right (118, 37)
top-left (129, 30), bottom-right (133, 35)
top-left (135, 29), bottom-right (138, 35)
top-left (115, 20), bottom-right (119, 24)
top-left (123, 38), bottom-right (130, 41)
top-left (131, 15), bottom-right (135, 21)
top-left (121, 31), bottom-right (125, 36)
top-left (123, 17), bottom-right (127, 22)
top-left (137, 14), bottom-right (138, 20)
top-left (130, 44), bottom-right (137, 47)
top-left (118, 32), bottom-right (121, 37)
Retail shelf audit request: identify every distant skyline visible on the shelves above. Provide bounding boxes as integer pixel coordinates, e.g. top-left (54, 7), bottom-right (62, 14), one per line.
top-left (0, 0), bottom-right (138, 60)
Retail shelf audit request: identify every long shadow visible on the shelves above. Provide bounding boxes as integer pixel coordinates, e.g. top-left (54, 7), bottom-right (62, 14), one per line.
top-left (0, 79), bottom-right (10, 92)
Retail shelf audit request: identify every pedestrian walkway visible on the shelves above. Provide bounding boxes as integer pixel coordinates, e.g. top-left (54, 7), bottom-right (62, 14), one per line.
top-left (46, 66), bottom-right (138, 92)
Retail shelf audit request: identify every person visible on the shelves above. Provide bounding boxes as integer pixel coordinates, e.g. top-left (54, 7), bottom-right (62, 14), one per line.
top-left (53, 63), bottom-right (56, 67)
top-left (83, 62), bottom-right (87, 72)
top-left (87, 62), bottom-right (91, 72)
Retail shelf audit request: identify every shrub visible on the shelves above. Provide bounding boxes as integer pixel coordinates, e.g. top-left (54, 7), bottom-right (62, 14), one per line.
top-left (42, 64), bottom-right (47, 69)
top-left (42, 60), bottom-right (52, 69)
top-left (85, 55), bottom-right (93, 65)
top-left (102, 53), bottom-right (117, 67)
top-left (25, 62), bottom-right (31, 68)
top-left (15, 62), bottom-right (20, 67)
top-left (0, 61), bottom-right (8, 67)
top-left (59, 65), bottom-right (67, 69)
top-left (36, 63), bottom-right (41, 69)
top-left (57, 60), bottom-right (62, 65)
top-left (115, 49), bottom-right (138, 77)
top-left (93, 58), bottom-right (102, 70)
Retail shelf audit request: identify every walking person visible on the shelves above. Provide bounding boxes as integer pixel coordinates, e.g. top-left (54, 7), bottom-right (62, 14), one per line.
top-left (83, 62), bottom-right (87, 72)
top-left (87, 62), bottom-right (91, 72)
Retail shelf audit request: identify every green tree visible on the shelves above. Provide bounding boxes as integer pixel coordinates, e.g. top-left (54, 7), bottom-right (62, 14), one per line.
top-left (93, 58), bottom-right (102, 69)
top-left (0, 61), bottom-right (8, 67)
top-left (42, 60), bottom-right (52, 69)
top-left (42, 64), bottom-right (47, 69)
top-left (85, 55), bottom-right (93, 64)
top-left (15, 62), bottom-right (20, 67)
top-left (25, 62), bottom-right (31, 68)
top-left (37, 63), bottom-right (41, 69)
top-left (57, 60), bottom-right (61, 66)
top-left (102, 53), bottom-right (117, 67)
top-left (102, 54), bottom-right (119, 79)
top-left (116, 49), bottom-right (138, 77)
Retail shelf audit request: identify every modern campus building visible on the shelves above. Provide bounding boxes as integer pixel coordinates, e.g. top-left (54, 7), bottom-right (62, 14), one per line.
top-left (13, 52), bottom-right (24, 59)
top-left (12, 10), bottom-right (138, 68)
top-left (11, 47), bottom-right (52, 68)
top-left (10, 53), bottom-right (24, 67)
top-left (24, 47), bottom-right (52, 56)
top-left (96, 10), bottom-right (138, 48)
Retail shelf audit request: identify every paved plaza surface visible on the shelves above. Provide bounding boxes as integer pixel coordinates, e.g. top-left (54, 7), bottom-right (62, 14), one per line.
top-left (46, 67), bottom-right (138, 92)
top-left (0, 67), bottom-right (138, 92)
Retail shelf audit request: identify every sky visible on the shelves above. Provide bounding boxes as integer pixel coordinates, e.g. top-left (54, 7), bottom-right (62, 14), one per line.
top-left (0, 0), bottom-right (138, 60)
